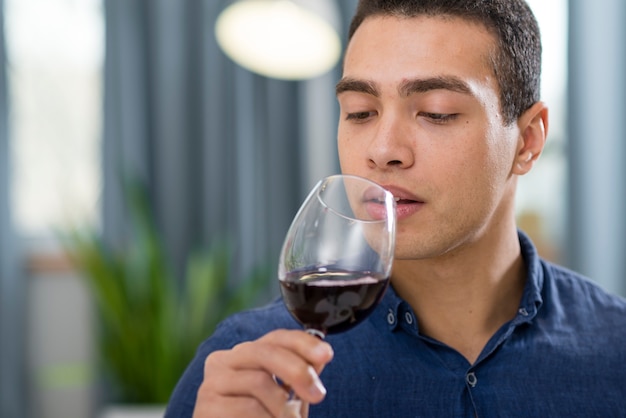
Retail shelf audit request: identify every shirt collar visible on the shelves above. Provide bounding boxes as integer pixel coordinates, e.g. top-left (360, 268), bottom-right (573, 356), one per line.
top-left (375, 229), bottom-right (545, 331)
top-left (516, 229), bottom-right (544, 322)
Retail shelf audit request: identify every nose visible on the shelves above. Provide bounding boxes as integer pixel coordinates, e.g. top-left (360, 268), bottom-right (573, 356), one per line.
top-left (367, 115), bottom-right (415, 170)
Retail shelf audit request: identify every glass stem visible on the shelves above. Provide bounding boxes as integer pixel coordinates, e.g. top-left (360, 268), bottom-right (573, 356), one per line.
top-left (283, 328), bottom-right (326, 417)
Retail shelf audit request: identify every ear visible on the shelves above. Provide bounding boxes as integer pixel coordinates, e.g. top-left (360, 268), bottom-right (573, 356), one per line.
top-left (512, 101), bottom-right (549, 175)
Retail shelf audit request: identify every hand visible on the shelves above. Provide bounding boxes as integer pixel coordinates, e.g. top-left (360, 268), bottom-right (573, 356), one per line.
top-left (192, 329), bottom-right (334, 418)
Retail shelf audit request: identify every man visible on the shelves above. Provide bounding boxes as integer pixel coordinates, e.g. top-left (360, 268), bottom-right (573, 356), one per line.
top-left (166, 1), bottom-right (626, 416)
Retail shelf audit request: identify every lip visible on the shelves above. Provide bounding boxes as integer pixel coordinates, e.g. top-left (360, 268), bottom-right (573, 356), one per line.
top-left (362, 186), bottom-right (391, 203)
top-left (381, 185), bottom-right (425, 221)
top-left (361, 186), bottom-right (394, 221)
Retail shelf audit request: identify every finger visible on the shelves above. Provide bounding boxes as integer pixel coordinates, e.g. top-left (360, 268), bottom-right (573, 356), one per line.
top-left (200, 330), bottom-right (333, 414)
top-left (225, 338), bottom-right (329, 404)
top-left (193, 392), bottom-right (274, 418)
top-left (208, 343), bottom-right (325, 405)
top-left (238, 330), bottom-right (334, 380)
top-left (202, 364), bottom-right (291, 417)
top-left (257, 329), bottom-right (334, 368)
top-left (280, 399), bottom-right (303, 418)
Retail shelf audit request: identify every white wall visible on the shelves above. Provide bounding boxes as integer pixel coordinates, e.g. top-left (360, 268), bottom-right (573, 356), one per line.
top-left (27, 268), bottom-right (96, 418)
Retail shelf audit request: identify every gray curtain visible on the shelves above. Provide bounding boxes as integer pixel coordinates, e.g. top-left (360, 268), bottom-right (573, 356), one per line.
top-left (103, 0), bottom-right (342, 291)
top-left (0, 1), bottom-right (27, 416)
top-left (567, 0), bottom-right (626, 296)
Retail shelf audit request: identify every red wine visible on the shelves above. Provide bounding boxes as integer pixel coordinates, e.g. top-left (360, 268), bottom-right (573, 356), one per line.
top-left (280, 269), bottom-right (389, 335)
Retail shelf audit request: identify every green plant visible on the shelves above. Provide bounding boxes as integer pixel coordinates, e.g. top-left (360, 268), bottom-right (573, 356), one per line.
top-left (63, 185), bottom-right (271, 404)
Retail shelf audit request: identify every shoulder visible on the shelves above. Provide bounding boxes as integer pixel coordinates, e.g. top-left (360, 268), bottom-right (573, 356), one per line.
top-left (542, 259), bottom-right (626, 306)
top-left (200, 297), bottom-right (300, 352)
top-left (540, 259), bottom-right (626, 327)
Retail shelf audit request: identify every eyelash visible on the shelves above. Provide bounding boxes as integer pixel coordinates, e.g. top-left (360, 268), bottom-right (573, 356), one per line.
top-left (344, 111), bottom-right (459, 125)
top-left (419, 112), bottom-right (459, 124)
top-left (345, 111), bottom-right (376, 122)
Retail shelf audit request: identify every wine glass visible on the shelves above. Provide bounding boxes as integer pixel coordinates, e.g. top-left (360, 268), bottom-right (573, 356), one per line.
top-left (277, 174), bottom-right (396, 414)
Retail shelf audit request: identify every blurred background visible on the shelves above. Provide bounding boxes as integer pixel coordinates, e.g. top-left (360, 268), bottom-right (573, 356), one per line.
top-left (0, 0), bottom-right (625, 417)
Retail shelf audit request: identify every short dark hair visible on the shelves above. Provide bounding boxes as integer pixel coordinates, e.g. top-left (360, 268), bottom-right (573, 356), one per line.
top-left (347, 0), bottom-right (542, 126)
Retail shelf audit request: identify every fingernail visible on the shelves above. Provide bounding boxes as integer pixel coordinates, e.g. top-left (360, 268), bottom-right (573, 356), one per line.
top-left (307, 366), bottom-right (326, 398)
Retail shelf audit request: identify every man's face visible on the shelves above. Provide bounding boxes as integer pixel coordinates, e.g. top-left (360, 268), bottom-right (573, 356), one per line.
top-left (336, 15), bottom-right (522, 260)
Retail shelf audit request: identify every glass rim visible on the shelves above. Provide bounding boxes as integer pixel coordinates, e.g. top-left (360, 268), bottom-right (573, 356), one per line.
top-left (316, 174), bottom-right (396, 225)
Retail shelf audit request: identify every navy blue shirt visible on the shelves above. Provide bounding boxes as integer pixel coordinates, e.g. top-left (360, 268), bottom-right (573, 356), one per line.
top-left (166, 232), bottom-right (626, 417)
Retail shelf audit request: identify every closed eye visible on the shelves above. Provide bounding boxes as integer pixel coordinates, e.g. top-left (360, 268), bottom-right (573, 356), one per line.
top-left (346, 111), bottom-right (377, 123)
top-left (419, 112), bottom-right (459, 124)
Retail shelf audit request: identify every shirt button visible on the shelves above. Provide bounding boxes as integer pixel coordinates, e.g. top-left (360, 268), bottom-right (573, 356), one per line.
top-left (518, 307), bottom-right (529, 316)
top-left (404, 312), bottom-right (414, 325)
top-left (387, 309), bottom-right (395, 325)
top-left (466, 372), bottom-right (478, 387)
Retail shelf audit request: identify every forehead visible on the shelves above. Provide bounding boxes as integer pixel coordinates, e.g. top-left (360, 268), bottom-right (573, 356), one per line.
top-left (343, 15), bottom-right (497, 84)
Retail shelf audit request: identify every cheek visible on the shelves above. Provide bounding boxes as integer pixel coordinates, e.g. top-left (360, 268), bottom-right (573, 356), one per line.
top-left (464, 122), bottom-right (515, 182)
top-left (485, 128), bottom-right (519, 184)
top-left (337, 135), bottom-right (364, 174)
top-left (433, 135), bottom-right (505, 213)
top-left (337, 137), bottom-right (352, 171)
top-left (457, 140), bottom-right (516, 221)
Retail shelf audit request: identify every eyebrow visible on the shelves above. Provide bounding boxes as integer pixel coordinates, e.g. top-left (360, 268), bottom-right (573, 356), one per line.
top-left (335, 78), bottom-right (379, 96)
top-left (335, 76), bottom-right (473, 98)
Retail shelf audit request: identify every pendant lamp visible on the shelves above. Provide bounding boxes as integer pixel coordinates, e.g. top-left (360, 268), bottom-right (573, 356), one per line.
top-left (215, 0), bottom-right (342, 80)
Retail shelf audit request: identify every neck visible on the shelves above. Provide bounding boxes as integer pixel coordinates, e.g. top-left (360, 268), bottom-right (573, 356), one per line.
top-left (391, 226), bottom-right (526, 364)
